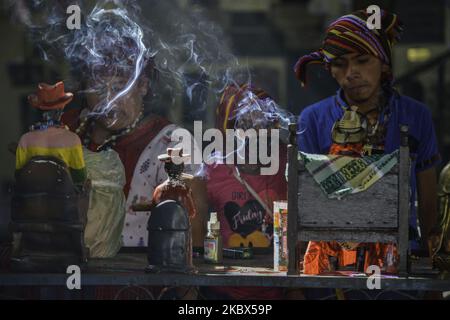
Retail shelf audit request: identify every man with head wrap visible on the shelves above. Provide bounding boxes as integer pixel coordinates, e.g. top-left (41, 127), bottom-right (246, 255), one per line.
top-left (295, 9), bottom-right (442, 275)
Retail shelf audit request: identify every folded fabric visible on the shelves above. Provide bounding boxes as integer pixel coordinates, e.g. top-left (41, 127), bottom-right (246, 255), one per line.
top-left (299, 150), bottom-right (399, 199)
top-left (83, 148), bottom-right (126, 258)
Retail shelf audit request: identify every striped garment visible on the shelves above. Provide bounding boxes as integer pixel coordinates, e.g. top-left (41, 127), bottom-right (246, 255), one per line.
top-left (294, 9), bottom-right (403, 86)
top-left (16, 126), bottom-right (87, 185)
top-left (300, 150), bottom-right (399, 199)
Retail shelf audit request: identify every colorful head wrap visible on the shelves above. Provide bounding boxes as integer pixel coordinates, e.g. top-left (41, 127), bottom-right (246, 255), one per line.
top-left (294, 9), bottom-right (403, 86)
top-left (215, 84), bottom-right (271, 134)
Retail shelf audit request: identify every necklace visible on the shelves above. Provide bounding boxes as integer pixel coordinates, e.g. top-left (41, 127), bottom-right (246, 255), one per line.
top-left (360, 94), bottom-right (391, 154)
top-left (30, 119), bottom-right (67, 131)
top-left (77, 109), bottom-right (144, 152)
top-left (335, 90), bottom-right (391, 155)
top-left (167, 174), bottom-right (186, 188)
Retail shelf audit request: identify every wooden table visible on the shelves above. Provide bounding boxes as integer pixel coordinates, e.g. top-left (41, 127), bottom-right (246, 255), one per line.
top-left (1, 253), bottom-right (449, 292)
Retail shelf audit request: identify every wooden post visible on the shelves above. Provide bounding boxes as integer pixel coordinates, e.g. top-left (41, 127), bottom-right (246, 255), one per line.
top-left (287, 123), bottom-right (299, 275)
top-left (398, 125), bottom-right (410, 276)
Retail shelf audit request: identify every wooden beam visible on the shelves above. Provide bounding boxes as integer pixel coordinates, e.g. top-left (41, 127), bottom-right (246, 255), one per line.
top-left (287, 123), bottom-right (299, 275)
top-left (398, 125), bottom-right (411, 276)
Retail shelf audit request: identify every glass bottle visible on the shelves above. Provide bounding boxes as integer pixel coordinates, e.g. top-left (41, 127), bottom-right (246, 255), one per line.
top-left (204, 212), bottom-right (223, 264)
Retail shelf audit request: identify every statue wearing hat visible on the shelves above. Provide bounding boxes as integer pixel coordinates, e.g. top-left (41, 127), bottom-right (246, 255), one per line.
top-left (133, 147), bottom-right (197, 273)
top-left (19, 83), bottom-right (126, 259)
top-left (16, 81), bottom-right (87, 186)
top-left (11, 82), bottom-right (89, 272)
top-left (133, 147), bottom-right (197, 218)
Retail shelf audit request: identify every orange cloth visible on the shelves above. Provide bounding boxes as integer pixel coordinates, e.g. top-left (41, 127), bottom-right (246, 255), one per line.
top-left (303, 142), bottom-right (400, 275)
top-left (328, 143), bottom-right (363, 157)
top-left (303, 241), bottom-right (398, 274)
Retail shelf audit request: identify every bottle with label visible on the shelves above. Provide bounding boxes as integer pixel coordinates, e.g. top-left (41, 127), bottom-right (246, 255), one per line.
top-left (273, 201), bottom-right (288, 272)
top-left (204, 212), bottom-right (223, 264)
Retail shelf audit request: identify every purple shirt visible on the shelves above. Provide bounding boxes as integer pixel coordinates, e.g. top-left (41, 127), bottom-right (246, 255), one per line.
top-left (297, 88), bottom-right (441, 242)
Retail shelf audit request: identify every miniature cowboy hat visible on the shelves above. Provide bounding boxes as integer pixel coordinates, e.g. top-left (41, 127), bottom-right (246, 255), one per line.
top-left (157, 147), bottom-right (191, 163)
top-left (28, 81), bottom-right (74, 110)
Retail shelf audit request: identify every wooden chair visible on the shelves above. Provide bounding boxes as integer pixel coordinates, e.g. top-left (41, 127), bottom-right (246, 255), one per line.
top-left (287, 124), bottom-right (411, 276)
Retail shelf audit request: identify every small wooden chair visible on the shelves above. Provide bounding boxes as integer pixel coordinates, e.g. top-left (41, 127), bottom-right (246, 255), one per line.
top-left (287, 124), bottom-right (411, 276)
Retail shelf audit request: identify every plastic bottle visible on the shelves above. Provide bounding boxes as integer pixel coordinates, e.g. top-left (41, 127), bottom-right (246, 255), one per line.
top-left (204, 212), bottom-right (223, 264)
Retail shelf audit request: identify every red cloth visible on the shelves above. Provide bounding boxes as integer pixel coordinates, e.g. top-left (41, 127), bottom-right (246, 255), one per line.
top-left (205, 144), bottom-right (287, 299)
top-left (62, 109), bottom-right (170, 197)
top-left (111, 116), bottom-right (170, 197)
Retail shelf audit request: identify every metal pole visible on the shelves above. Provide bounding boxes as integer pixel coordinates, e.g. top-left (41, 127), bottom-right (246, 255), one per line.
top-left (398, 125), bottom-right (411, 276)
top-left (287, 123), bottom-right (299, 275)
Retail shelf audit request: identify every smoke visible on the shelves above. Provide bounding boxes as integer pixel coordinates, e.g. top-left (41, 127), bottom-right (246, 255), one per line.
top-left (233, 91), bottom-right (293, 132)
top-left (138, 0), bottom-right (246, 118)
top-left (68, 6), bottom-right (148, 118)
top-left (7, 0), bottom-right (247, 119)
top-left (199, 89), bottom-right (295, 175)
top-left (8, 0), bottom-right (296, 174)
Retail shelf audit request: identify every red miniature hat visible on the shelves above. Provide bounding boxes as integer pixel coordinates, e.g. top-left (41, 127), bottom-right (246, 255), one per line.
top-left (28, 81), bottom-right (74, 110)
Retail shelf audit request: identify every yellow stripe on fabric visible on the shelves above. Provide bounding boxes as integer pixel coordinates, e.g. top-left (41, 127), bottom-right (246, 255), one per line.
top-left (15, 145), bottom-right (86, 171)
top-left (330, 23), bottom-right (359, 34)
top-left (223, 94), bottom-right (237, 132)
top-left (329, 29), bottom-right (341, 36)
top-left (15, 147), bottom-right (28, 172)
top-left (217, 90), bottom-right (227, 117)
top-left (321, 49), bottom-right (336, 60)
top-left (386, 15), bottom-right (397, 34)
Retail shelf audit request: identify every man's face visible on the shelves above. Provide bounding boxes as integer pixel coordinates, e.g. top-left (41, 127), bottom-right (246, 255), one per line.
top-left (86, 75), bottom-right (148, 131)
top-left (330, 53), bottom-right (389, 104)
